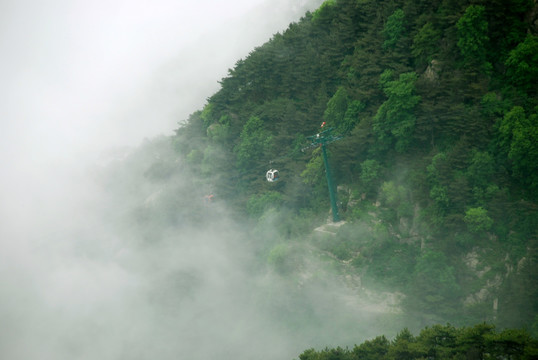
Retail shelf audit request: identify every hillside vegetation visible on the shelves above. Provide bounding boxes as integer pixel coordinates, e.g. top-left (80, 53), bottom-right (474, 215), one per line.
top-left (168, 0), bottom-right (538, 335)
top-left (297, 323), bottom-right (538, 360)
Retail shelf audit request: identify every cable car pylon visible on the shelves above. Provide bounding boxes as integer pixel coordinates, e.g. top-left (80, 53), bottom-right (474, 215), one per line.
top-left (305, 122), bottom-right (342, 222)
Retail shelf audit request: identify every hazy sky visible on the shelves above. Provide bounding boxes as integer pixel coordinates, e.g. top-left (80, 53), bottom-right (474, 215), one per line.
top-left (0, 0), bottom-right (323, 250)
top-left (0, 0), bottom-right (323, 163)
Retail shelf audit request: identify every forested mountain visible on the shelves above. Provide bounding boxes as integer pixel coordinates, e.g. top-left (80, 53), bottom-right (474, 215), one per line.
top-left (168, 0), bottom-right (538, 339)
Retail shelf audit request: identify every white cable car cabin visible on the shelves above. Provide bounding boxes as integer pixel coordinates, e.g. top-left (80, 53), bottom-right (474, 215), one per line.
top-left (266, 169), bottom-right (279, 182)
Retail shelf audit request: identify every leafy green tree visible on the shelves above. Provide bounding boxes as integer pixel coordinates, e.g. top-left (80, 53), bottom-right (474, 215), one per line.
top-left (467, 151), bottom-right (494, 187)
top-left (311, 0), bottom-right (336, 23)
top-left (206, 116), bottom-right (230, 144)
top-left (200, 103), bottom-right (215, 129)
top-left (509, 111), bottom-right (538, 192)
top-left (416, 324), bottom-right (458, 359)
top-left (480, 91), bottom-right (510, 121)
top-left (380, 181), bottom-right (401, 208)
top-left (387, 328), bottom-right (422, 360)
top-left (352, 335), bottom-right (390, 360)
top-left (246, 191), bottom-right (283, 218)
top-left (485, 328), bottom-right (538, 360)
top-left (464, 207), bottom-right (493, 233)
top-left (298, 348), bottom-right (321, 360)
top-left (409, 250), bottom-right (460, 320)
top-left (234, 116), bottom-right (273, 170)
top-left (301, 148), bottom-right (324, 186)
top-left (342, 100), bottom-right (365, 131)
top-left (324, 87), bottom-right (349, 129)
top-left (373, 70), bottom-right (420, 152)
top-left (427, 152), bottom-right (448, 183)
top-left (426, 152), bottom-right (452, 216)
top-left (412, 22), bottom-right (441, 67)
top-left (498, 106), bottom-right (525, 154)
top-left (360, 159), bottom-right (382, 196)
top-left (505, 33), bottom-right (538, 93)
top-left (466, 150), bottom-right (495, 204)
top-left (299, 346), bottom-right (353, 360)
top-left (456, 5), bottom-right (490, 71)
top-left (456, 323), bottom-right (495, 360)
top-left (323, 87), bottom-right (365, 135)
top-left (383, 9), bottom-right (405, 50)
top-left (497, 106), bottom-right (538, 197)
top-left (430, 185), bottom-right (449, 211)
top-left (484, 0), bottom-right (534, 60)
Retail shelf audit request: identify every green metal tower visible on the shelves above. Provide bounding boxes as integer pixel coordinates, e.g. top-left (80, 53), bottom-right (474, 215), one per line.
top-left (306, 126), bottom-right (342, 222)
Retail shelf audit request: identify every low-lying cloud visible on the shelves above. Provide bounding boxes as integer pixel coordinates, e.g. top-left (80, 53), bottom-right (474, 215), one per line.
top-left (0, 1), bottom-right (397, 358)
top-left (0, 137), bottom-right (387, 359)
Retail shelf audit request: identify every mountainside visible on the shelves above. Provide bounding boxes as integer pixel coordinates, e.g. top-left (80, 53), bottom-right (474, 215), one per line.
top-left (169, 0), bottom-right (538, 335)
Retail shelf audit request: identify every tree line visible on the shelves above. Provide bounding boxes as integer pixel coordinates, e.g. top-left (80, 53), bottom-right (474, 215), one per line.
top-left (297, 323), bottom-right (538, 360)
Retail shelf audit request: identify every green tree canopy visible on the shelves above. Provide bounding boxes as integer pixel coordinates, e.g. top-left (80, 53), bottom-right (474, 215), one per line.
top-left (498, 106), bottom-right (538, 197)
top-left (383, 9), bottom-right (405, 50)
top-left (412, 22), bottom-right (441, 67)
top-left (505, 33), bottom-right (538, 93)
top-left (456, 5), bottom-right (490, 70)
top-left (373, 70), bottom-right (420, 152)
top-left (235, 116), bottom-right (273, 170)
top-left (324, 87), bottom-right (349, 129)
top-left (464, 206), bottom-right (493, 233)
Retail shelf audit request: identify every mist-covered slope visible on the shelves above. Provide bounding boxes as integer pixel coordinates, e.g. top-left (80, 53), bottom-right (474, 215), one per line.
top-left (172, 0), bottom-right (538, 335)
top-left (0, 135), bottom-right (404, 359)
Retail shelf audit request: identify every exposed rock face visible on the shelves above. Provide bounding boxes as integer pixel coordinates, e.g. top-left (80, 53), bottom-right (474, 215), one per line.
top-left (423, 59), bottom-right (440, 83)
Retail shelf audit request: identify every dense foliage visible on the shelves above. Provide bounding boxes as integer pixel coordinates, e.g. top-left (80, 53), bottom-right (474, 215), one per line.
top-left (172, 0), bottom-right (538, 335)
top-left (296, 323), bottom-right (538, 360)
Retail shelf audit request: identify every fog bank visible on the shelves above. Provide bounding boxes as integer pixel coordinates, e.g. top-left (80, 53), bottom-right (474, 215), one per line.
top-left (0, 1), bottom-right (395, 358)
top-left (1, 137), bottom-right (386, 359)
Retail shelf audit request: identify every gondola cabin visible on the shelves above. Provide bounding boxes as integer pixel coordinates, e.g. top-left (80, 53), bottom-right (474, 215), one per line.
top-left (266, 169), bottom-right (279, 182)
